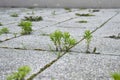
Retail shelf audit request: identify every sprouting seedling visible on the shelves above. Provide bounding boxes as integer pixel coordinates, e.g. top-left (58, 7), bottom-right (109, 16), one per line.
top-left (84, 30), bottom-right (92, 53)
top-left (50, 30), bottom-right (63, 51)
top-left (0, 27), bottom-right (9, 35)
top-left (21, 25), bottom-right (32, 35)
top-left (76, 20), bottom-right (88, 23)
top-left (7, 65), bottom-right (31, 80)
top-left (18, 21), bottom-right (32, 27)
top-left (18, 21), bottom-right (32, 35)
top-left (0, 22), bottom-right (3, 26)
top-left (75, 13), bottom-right (94, 16)
top-left (111, 72), bottom-right (120, 80)
top-left (10, 13), bottom-right (18, 17)
top-left (62, 32), bottom-right (76, 51)
top-left (92, 9), bottom-right (100, 12)
top-left (21, 43), bottom-right (27, 49)
top-left (23, 16), bottom-right (43, 21)
top-left (108, 33), bottom-right (120, 39)
top-left (64, 8), bottom-right (72, 12)
top-left (13, 33), bottom-right (17, 38)
top-left (50, 30), bottom-right (77, 52)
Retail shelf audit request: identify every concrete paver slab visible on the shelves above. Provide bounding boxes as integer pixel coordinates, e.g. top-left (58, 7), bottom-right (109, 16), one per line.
top-left (0, 35), bottom-right (54, 50)
top-left (35, 53), bottom-right (120, 80)
top-left (0, 48), bottom-right (57, 80)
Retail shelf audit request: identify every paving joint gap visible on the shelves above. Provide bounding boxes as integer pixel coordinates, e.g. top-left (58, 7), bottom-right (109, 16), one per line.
top-left (0, 35), bottom-right (21, 43)
top-left (40, 17), bottom-right (78, 29)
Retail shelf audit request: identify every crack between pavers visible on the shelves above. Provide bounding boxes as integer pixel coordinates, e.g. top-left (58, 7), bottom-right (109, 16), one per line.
top-left (40, 17), bottom-right (78, 29)
top-left (26, 12), bottom-right (119, 80)
top-left (0, 47), bottom-right (78, 54)
top-left (70, 51), bottom-right (120, 57)
top-left (1, 46), bottom-right (119, 57)
top-left (0, 16), bottom-right (78, 43)
top-left (0, 35), bottom-right (21, 43)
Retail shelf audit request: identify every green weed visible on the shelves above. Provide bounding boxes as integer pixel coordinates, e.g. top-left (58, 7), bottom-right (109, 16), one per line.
top-left (111, 72), bottom-right (120, 80)
top-left (7, 66), bottom-right (31, 80)
top-left (64, 8), bottom-right (72, 12)
top-left (18, 21), bottom-right (32, 27)
top-left (10, 13), bottom-right (18, 17)
top-left (50, 30), bottom-right (76, 52)
top-left (13, 33), bottom-right (17, 38)
top-left (18, 21), bottom-right (32, 35)
top-left (84, 30), bottom-right (92, 53)
top-left (0, 22), bottom-right (3, 26)
top-left (75, 13), bottom-right (94, 16)
top-left (23, 16), bottom-right (43, 21)
top-left (76, 20), bottom-right (88, 23)
top-left (0, 27), bottom-right (9, 35)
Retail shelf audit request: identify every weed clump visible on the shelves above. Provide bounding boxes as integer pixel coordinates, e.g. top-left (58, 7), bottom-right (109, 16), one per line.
top-left (76, 20), bottom-right (88, 23)
top-left (18, 21), bottom-right (32, 35)
top-left (75, 13), bottom-right (94, 16)
top-left (50, 30), bottom-right (76, 52)
top-left (7, 66), bottom-right (31, 80)
top-left (84, 30), bottom-right (92, 53)
top-left (10, 13), bottom-right (18, 17)
top-left (108, 33), bottom-right (120, 39)
top-left (64, 8), bottom-right (72, 12)
top-left (0, 27), bottom-right (9, 35)
top-left (23, 16), bottom-right (43, 21)
top-left (92, 9), bottom-right (100, 12)
top-left (111, 72), bottom-right (120, 80)
top-left (0, 22), bottom-right (3, 26)
top-left (18, 21), bottom-right (32, 27)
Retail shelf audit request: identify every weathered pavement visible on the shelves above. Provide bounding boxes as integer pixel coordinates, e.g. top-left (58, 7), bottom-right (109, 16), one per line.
top-left (0, 8), bottom-right (120, 80)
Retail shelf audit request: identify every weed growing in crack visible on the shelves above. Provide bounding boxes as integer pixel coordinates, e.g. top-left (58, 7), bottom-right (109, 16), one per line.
top-left (62, 32), bottom-right (76, 52)
top-left (41, 33), bottom-right (50, 36)
top-left (13, 33), bottom-right (17, 38)
top-left (23, 16), bottom-right (43, 21)
top-left (64, 8), bottom-right (72, 12)
top-left (0, 22), bottom-right (3, 26)
top-left (21, 25), bottom-right (32, 35)
top-left (111, 72), bottom-right (120, 80)
top-left (108, 33), bottom-right (120, 39)
top-left (21, 43), bottom-right (27, 49)
top-left (10, 13), bottom-right (18, 17)
top-left (18, 21), bottom-right (32, 27)
top-left (84, 30), bottom-right (92, 53)
top-left (0, 27), bottom-right (9, 35)
top-left (91, 9), bottom-right (100, 12)
top-left (50, 30), bottom-right (63, 51)
top-left (18, 21), bottom-right (32, 35)
top-left (75, 13), bottom-right (94, 16)
top-left (50, 30), bottom-right (76, 52)
top-left (7, 65), bottom-right (31, 80)
top-left (76, 20), bottom-right (88, 23)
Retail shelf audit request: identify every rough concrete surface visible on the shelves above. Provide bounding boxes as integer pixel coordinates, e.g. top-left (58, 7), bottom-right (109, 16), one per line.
top-left (0, 8), bottom-right (120, 80)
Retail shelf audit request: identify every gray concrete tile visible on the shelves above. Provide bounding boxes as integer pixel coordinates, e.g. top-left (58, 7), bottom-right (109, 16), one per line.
top-left (35, 53), bottom-right (120, 80)
top-left (72, 37), bottom-right (120, 55)
top-left (93, 12), bottom-right (120, 37)
top-left (0, 48), bottom-right (57, 80)
top-left (0, 35), bottom-right (54, 50)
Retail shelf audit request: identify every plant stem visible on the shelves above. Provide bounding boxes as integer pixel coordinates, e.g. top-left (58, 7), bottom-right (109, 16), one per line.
top-left (86, 43), bottom-right (90, 53)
